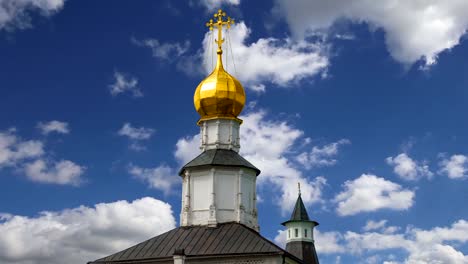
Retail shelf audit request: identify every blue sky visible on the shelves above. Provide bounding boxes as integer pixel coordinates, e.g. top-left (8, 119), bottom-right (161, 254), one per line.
top-left (1, 0), bottom-right (468, 263)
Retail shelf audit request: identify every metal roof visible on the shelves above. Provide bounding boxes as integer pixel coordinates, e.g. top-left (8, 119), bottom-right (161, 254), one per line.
top-left (179, 149), bottom-right (260, 176)
top-left (282, 195), bottom-right (319, 226)
top-left (88, 223), bottom-right (300, 263)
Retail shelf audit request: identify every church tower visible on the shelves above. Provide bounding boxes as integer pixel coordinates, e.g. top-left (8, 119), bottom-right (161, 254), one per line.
top-left (89, 9), bottom-right (310, 264)
top-left (178, 9), bottom-right (260, 230)
top-left (282, 184), bottom-right (320, 264)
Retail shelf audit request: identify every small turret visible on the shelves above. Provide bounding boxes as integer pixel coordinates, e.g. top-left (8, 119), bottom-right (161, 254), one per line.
top-left (282, 183), bottom-right (320, 264)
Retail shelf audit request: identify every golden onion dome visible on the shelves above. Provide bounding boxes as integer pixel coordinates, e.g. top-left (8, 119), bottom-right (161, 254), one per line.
top-left (194, 54), bottom-right (245, 122)
top-left (194, 9), bottom-right (245, 123)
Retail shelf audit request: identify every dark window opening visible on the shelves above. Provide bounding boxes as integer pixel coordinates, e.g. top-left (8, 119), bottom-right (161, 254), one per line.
top-left (305, 229), bottom-right (308, 237)
top-left (295, 228), bottom-right (298, 237)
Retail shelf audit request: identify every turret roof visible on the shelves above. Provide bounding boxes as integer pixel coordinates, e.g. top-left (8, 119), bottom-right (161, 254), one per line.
top-left (282, 194), bottom-right (319, 226)
top-left (290, 194), bottom-right (310, 221)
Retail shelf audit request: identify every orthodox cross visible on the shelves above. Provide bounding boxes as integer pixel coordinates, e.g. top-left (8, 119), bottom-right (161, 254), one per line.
top-left (298, 182), bottom-right (301, 196)
top-left (206, 9), bottom-right (234, 54)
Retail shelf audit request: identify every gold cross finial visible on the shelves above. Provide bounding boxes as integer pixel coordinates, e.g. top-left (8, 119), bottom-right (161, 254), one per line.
top-left (206, 9), bottom-right (235, 55)
top-left (298, 182), bottom-right (301, 196)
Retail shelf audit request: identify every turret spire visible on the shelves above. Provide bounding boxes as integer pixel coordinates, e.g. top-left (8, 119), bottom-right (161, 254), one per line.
top-left (282, 187), bottom-right (320, 264)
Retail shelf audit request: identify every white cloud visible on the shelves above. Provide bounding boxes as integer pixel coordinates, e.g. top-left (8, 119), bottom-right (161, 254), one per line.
top-left (344, 231), bottom-right (411, 255)
top-left (412, 219), bottom-right (468, 245)
top-left (275, 0), bottom-right (468, 67)
top-left (346, 220), bottom-right (468, 263)
top-left (37, 120), bottom-right (70, 135)
top-left (0, 130), bottom-right (44, 167)
top-left (199, 0), bottom-right (240, 10)
top-left (199, 23), bottom-right (328, 90)
top-left (406, 244), bottom-right (468, 264)
top-left (250, 84), bottom-right (266, 93)
top-left (0, 197), bottom-right (176, 264)
top-left (275, 219), bottom-right (468, 263)
top-left (386, 153), bottom-right (433, 181)
top-left (296, 139), bottom-right (350, 169)
top-left (0, 0), bottom-right (65, 31)
top-left (24, 159), bottom-right (85, 186)
top-left (118, 123), bottom-right (154, 141)
top-left (109, 71), bottom-right (142, 98)
top-left (128, 164), bottom-right (180, 195)
top-left (118, 123), bottom-right (155, 151)
top-left (315, 230), bottom-right (346, 254)
top-left (363, 220), bottom-right (388, 232)
top-left (363, 219), bottom-right (399, 234)
top-left (334, 174), bottom-right (415, 216)
top-left (174, 134), bottom-right (201, 165)
top-left (239, 110), bottom-right (326, 213)
top-left (132, 38), bottom-right (190, 61)
top-left (0, 129), bottom-right (85, 185)
top-left (439, 154), bottom-right (468, 179)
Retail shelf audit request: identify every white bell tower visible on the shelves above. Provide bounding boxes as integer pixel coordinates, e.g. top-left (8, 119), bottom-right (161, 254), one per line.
top-left (178, 9), bottom-right (260, 231)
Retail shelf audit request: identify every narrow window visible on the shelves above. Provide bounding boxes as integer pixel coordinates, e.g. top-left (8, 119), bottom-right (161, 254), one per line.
top-left (288, 229), bottom-right (290, 238)
top-left (304, 228), bottom-right (308, 237)
top-left (295, 228), bottom-right (298, 237)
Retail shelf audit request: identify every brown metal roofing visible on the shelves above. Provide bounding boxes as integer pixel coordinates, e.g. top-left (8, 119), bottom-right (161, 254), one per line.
top-left (89, 223), bottom-right (301, 264)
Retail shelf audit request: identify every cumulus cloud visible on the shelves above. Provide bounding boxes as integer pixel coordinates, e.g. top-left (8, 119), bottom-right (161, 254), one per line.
top-left (363, 220), bottom-right (388, 232)
top-left (386, 153), bottom-right (433, 181)
top-left (0, 197), bottom-right (176, 264)
top-left (174, 134), bottom-right (201, 165)
top-left (296, 139), bottom-right (350, 169)
top-left (118, 123), bottom-right (155, 151)
top-left (128, 164), bottom-right (180, 195)
top-left (276, 219), bottom-right (468, 262)
top-left (439, 154), bottom-right (468, 179)
top-left (363, 219), bottom-right (399, 234)
top-left (347, 220), bottom-right (468, 263)
top-left (0, 129), bottom-right (85, 185)
top-left (334, 174), bottom-right (415, 216)
top-left (0, 0), bottom-right (65, 31)
top-left (0, 130), bottom-right (44, 167)
top-left (132, 38), bottom-right (190, 61)
top-left (24, 159), bottom-right (85, 186)
top-left (240, 111), bottom-right (327, 213)
top-left (199, 22), bottom-right (329, 90)
top-left (118, 123), bottom-right (154, 140)
top-left (198, 0), bottom-right (240, 10)
top-left (109, 71), bottom-right (142, 98)
top-left (274, 0), bottom-right (468, 67)
top-left (37, 120), bottom-right (70, 135)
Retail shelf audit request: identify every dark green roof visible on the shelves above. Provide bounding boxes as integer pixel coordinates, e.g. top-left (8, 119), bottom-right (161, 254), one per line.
top-left (179, 149), bottom-right (260, 176)
top-left (291, 195), bottom-right (310, 221)
top-left (282, 195), bottom-right (319, 226)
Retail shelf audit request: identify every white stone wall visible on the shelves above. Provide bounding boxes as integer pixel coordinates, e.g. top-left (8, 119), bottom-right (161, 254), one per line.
top-left (180, 166), bottom-right (258, 230)
top-left (285, 222), bottom-right (315, 243)
top-left (200, 119), bottom-right (240, 152)
top-left (187, 255), bottom-right (286, 264)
